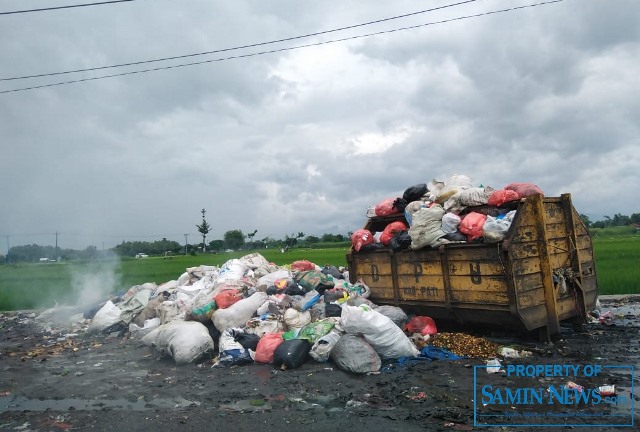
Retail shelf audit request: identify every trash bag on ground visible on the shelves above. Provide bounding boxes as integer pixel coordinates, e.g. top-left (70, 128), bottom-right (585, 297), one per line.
top-left (330, 334), bottom-right (381, 374)
top-left (341, 305), bottom-right (419, 360)
top-left (294, 270), bottom-right (335, 293)
top-left (87, 300), bottom-right (123, 334)
top-left (309, 329), bottom-right (342, 362)
top-left (290, 260), bottom-right (316, 272)
top-left (297, 319), bottom-right (335, 344)
top-left (141, 320), bottom-right (214, 365)
top-left (253, 332), bottom-right (285, 363)
top-left (212, 292), bottom-right (268, 333)
top-left (217, 327), bottom-right (254, 366)
top-left (273, 339), bottom-right (312, 370)
top-left (245, 314), bottom-right (286, 337)
top-left (374, 305), bottom-right (409, 329)
top-left (405, 316), bottom-right (438, 336)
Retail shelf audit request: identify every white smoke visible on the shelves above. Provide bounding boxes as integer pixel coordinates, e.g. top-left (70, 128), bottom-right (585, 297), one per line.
top-left (67, 252), bottom-right (121, 309)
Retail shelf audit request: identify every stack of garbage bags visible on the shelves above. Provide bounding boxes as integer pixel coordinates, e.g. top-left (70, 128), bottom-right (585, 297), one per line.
top-left (353, 174), bottom-right (544, 252)
top-left (86, 253), bottom-right (435, 374)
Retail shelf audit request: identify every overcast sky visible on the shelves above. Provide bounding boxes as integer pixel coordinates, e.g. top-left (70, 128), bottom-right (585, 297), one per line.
top-left (1, 0), bottom-right (639, 253)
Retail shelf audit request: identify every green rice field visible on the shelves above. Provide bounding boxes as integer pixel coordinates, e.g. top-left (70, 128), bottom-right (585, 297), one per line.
top-left (1, 237), bottom-right (638, 311)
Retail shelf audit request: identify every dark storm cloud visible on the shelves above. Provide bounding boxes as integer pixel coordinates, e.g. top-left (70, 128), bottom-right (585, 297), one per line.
top-left (1, 0), bottom-right (639, 252)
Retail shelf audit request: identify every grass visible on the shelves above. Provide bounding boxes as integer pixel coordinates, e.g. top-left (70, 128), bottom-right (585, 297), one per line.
top-left (0, 248), bottom-right (350, 311)
top-left (1, 236), bottom-right (639, 311)
top-left (592, 235), bottom-right (640, 295)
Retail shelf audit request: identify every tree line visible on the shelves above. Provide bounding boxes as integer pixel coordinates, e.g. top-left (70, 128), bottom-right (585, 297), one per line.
top-left (580, 213), bottom-right (640, 229)
top-left (1, 231), bottom-right (350, 263)
top-left (4, 211), bottom-right (637, 263)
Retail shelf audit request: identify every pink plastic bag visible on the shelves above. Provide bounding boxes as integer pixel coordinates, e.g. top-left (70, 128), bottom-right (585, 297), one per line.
top-left (459, 212), bottom-right (488, 241)
top-left (504, 183), bottom-right (544, 199)
top-left (375, 198), bottom-right (400, 217)
top-left (405, 316), bottom-right (438, 336)
top-left (488, 189), bottom-right (520, 206)
top-left (351, 229), bottom-right (374, 252)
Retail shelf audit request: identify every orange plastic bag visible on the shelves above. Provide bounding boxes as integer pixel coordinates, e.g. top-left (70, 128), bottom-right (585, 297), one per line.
top-left (214, 289), bottom-right (242, 309)
top-left (380, 221), bottom-right (408, 246)
top-left (487, 189), bottom-right (520, 206)
top-left (254, 332), bottom-right (284, 363)
top-left (459, 212), bottom-right (487, 241)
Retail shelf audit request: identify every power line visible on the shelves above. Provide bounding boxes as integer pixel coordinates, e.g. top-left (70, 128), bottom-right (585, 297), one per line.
top-left (0, 0), bottom-right (137, 16)
top-left (1, 0), bottom-right (479, 81)
top-left (0, 0), bottom-right (566, 95)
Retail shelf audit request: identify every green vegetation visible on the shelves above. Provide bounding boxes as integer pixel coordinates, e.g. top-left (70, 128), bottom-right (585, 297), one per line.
top-left (1, 234), bottom-right (639, 311)
top-left (592, 235), bottom-right (640, 295)
top-left (0, 247), bottom-right (349, 311)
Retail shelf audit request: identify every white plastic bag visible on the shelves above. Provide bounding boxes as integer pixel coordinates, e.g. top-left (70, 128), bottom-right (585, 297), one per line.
top-left (310, 330), bottom-right (342, 362)
top-left (87, 301), bottom-right (122, 334)
top-left (212, 292), bottom-right (267, 332)
top-left (341, 305), bottom-right (419, 359)
top-left (141, 320), bottom-right (214, 365)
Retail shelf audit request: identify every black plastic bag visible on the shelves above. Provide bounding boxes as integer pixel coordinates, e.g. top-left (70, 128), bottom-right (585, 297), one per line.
top-left (325, 303), bottom-right (343, 317)
top-left (273, 339), bottom-right (312, 369)
top-left (234, 332), bottom-right (261, 351)
top-left (321, 265), bottom-right (344, 279)
top-left (392, 197), bottom-right (408, 213)
top-left (403, 183), bottom-right (428, 202)
top-left (390, 231), bottom-right (412, 250)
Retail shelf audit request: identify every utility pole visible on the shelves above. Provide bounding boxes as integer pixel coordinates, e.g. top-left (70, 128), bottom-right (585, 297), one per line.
top-left (184, 233), bottom-right (189, 255)
top-left (55, 231), bottom-right (60, 261)
top-left (201, 208), bottom-right (207, 253)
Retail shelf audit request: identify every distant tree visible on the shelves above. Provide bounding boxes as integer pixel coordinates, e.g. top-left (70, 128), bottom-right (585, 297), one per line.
top-left (304, 235), bottom-right (320, 244)
top-left (612, 213), bottom-right (630, 226)
top-left (224, 230), bottom-right (245, 250)
top-left (321, 233), bottom-right (344, 242)
top-left (579, 214), bottom-right (591, 227)
top-left (208, 239), bottom-right (225, 252)
top-left (631, 213), bottom-right (640, 224)
top-left (245, 229), bottom-right (258, 249)
top-left (196, 208), bottom-right (211, 252)
top-left (283, 232), bottom-right (305, 250)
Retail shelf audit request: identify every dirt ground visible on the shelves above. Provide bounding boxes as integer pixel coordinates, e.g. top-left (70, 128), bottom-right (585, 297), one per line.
top-left (1, 296), bottom-right (638, 432)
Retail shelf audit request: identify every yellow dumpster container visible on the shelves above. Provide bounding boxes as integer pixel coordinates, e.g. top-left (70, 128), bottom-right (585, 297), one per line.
top-left (346, 193), bottom-right (598, 338)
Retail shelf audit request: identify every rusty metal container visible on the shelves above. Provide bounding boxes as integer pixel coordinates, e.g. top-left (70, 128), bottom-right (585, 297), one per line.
top-left (346, 193), bottom-right (598, 337)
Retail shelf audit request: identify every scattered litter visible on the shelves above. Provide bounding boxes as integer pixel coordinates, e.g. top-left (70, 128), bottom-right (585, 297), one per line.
top-left (596, 385), bottom-right (615, 396)
top-left (486, 358), bottom-right (503, 374)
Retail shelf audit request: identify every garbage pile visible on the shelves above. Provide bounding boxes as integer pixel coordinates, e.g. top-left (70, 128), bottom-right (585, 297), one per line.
top-left (80, 253), bottom-right (513, 373)
top-left (351, 174), bottom-right (544, 252)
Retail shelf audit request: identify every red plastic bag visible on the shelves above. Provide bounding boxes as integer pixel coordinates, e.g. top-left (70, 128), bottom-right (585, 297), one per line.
top-left (405, 316), bottom-right (438, 336)
top-left (504, 183), bottom-right (544, 199)
top-left (374, 198), bottom-right (400, 217)
top-left (351, 229), bottom-right (374, 252)
top-left (214, 289), bottom-right (242, 309)
top-left (380, 221), bottom-right (408, 246)
top-left (254, 332), bottom-right (285, 363)
top-left (291, 260), bottom-right (316, 272)
top-left (459, 212), bottom-right (487, 241)
top-left (487, 189), bottom-right (520, 206)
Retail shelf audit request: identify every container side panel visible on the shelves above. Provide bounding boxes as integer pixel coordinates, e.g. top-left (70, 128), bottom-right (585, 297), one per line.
top-left (396, 275), bottom-right (447, 302)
